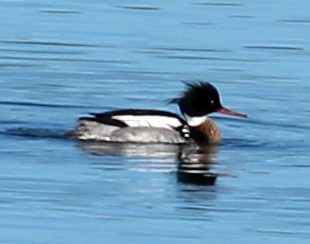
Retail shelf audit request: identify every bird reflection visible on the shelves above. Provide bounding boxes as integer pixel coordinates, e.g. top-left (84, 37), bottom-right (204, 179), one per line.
top-left (76, 141), bottom-right (219, 185)
top-left (76, 141), bottom-right (184, 157)
top-left (177, 146), bottom-right (218, 185)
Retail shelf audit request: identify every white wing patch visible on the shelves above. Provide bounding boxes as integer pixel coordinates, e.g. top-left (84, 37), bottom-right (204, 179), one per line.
top-left (112, 115), bottom-right (182, 129)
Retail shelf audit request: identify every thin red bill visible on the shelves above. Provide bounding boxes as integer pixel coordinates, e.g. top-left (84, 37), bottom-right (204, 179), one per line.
top-left (216, 107), bottom-right (248, 118)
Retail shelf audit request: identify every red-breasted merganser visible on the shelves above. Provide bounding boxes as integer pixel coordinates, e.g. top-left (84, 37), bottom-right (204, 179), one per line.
top-left (69, 82), bottom-right (247, 145)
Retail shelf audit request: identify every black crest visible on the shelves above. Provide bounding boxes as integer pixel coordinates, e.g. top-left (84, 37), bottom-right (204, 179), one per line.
top-left (170, 82), bottom-right (222, 117)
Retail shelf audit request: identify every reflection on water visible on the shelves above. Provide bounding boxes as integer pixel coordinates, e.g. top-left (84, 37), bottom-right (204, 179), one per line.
top-left (4, 125), bottom-right (220, 185)
top-left (177, 146), bottom-right (218, 185)
top-left (77, 140), bottom-right (184, 158)
top-left (78, 140), bottom-right (219, 185)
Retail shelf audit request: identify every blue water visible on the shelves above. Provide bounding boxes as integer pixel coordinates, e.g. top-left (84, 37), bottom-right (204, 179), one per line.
top-left (1, 0), bottom-right (310, 243)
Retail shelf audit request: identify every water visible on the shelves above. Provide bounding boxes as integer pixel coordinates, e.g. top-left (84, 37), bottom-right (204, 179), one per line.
top-left (1, 0), bottom-right (310, 243)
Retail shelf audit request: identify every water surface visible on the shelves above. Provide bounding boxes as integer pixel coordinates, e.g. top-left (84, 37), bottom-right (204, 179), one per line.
top-left (0, 0), bottom-right (309, 243)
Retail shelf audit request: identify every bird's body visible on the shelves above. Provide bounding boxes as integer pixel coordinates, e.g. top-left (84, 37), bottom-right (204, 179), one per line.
top-left (69, 82), bottom-right (247, 145)
top-left (71, 109), bottom-right (189, 144)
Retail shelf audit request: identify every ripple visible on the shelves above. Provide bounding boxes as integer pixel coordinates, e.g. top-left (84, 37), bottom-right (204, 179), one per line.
top-left (0, 48), bottom-right (83, 55)
top-left (222, 138), bottom-right (268, 149)
top-left (0, 63), bottom-right (43, 68)
top-left (4, 128), bottom-right (67, 139)
top-left (159, 55), bottom-right (261, 62)
top-left (278, 19), bottom-right (310, 24)
top-left (115, 5), bottom-right (162, 11)
top-left (194, 2), bottom-right (243, 7)
top-left (182, 22), bottom-right (215, 26)
top-left (0, 40), bottom-right (102, 48)
top-left (151, 47), bottom-right (224, 53)
top-left (230, 15), bottom-right (255, 19)
top-left (244, 45), bottom-right (304, 51)
top-left (38, 9), bottom-right (82, 14)
top-left (0, 100), bottom-right (82, 109)
top-left (0, 55), bottom-right (130, 64)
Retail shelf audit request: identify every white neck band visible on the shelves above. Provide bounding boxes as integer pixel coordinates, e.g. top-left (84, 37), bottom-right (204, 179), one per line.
top-left (184, 114), bottom-right (208, 127)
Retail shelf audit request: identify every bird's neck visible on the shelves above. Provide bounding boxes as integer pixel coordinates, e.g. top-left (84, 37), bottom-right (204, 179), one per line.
top-left (189, 117), bottom-right (221, 145)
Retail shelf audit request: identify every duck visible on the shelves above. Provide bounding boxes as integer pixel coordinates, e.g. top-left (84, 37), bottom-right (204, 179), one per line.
top-left (68, 82), bottom-right (247, 145)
